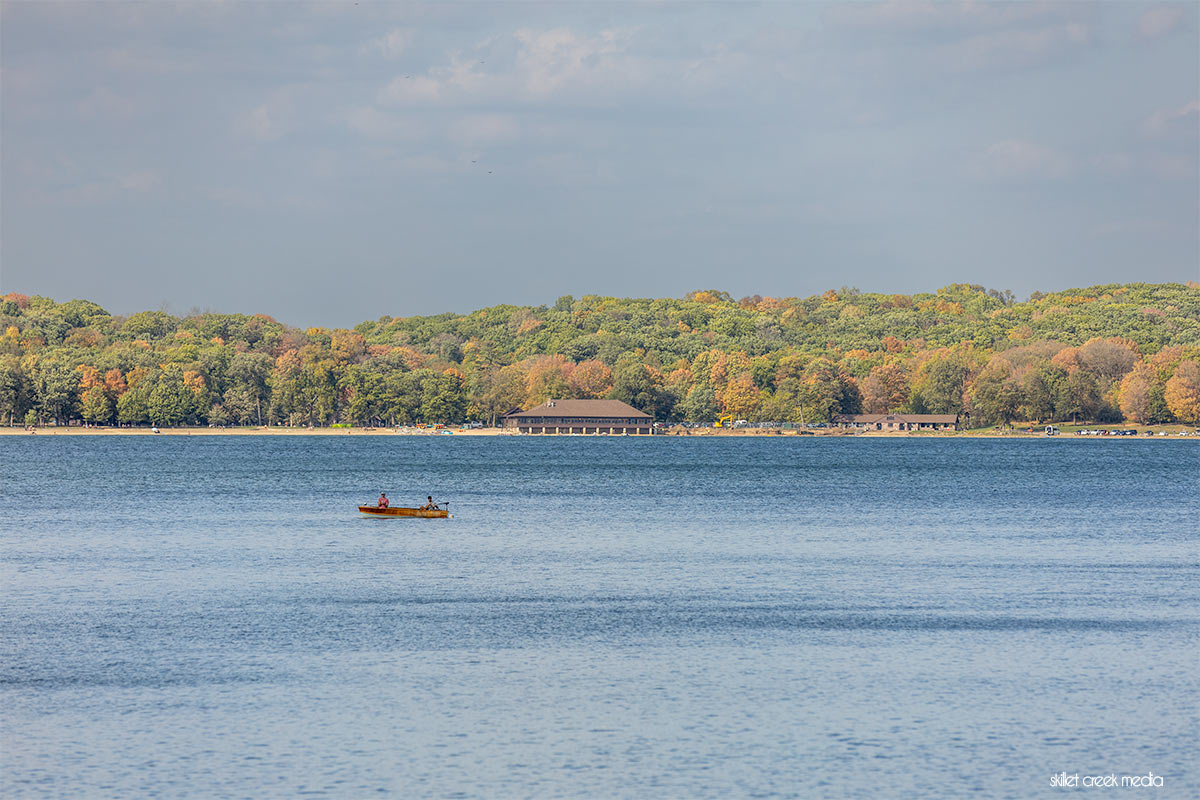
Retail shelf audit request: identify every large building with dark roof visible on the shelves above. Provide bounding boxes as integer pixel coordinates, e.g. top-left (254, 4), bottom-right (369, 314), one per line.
top-left (502, 399), bottom-right (653, 435)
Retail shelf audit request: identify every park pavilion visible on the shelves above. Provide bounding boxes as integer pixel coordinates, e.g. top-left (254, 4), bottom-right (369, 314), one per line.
top-left (502, 399), bottom-right (653, 435)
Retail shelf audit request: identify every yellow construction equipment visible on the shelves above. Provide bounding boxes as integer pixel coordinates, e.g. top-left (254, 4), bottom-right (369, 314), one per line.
top-left (715, 414), bottom-right (733, 427)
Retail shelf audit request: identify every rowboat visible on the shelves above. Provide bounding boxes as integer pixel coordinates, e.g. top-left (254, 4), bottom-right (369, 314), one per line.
top-left (358, 505), bottom-right (451, 518)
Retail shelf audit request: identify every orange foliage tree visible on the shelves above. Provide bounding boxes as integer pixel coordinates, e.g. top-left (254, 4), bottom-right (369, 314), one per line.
top-left (568, 360), bottom-right (613, 398)
top-left (1164, 361), bottom-right (1200, 424)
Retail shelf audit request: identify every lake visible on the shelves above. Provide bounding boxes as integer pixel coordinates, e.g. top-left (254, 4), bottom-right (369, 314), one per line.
top-left (1, 436), bottom-right (1196, 798)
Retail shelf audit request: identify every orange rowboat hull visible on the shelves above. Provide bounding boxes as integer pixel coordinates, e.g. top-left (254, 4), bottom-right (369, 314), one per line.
top-left (358, 505), bottom-right (450, 518)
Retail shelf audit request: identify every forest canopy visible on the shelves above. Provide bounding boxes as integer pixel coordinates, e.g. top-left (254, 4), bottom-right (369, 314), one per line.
top-left (2, 283), bottom-right (1199, 428)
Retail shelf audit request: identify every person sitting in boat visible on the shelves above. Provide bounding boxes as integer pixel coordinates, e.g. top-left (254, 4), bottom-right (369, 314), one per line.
top-left (419, 495), bottom-right (437, 510)
top-left (377, 492), bottom-right (389, 509)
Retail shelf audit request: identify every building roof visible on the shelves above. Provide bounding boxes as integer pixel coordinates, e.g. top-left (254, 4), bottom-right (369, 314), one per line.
top-left (503, 399), bottom-right (652, 420)
top-left (837, 413), bottom-right (959, 424)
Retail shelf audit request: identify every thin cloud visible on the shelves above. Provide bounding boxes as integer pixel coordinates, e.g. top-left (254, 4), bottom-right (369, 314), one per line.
top-left (1145, 153), bottom-right (1197, 181)
top-left (939, 22), bottom-right (1092, 72)
top-left (379, 72), bottom-right (456, 105)
top-left (76, 86), bottom-right (140, 120)
top-left (234, 91), bottom-right (295, 142)
top-left (447, 112), bottom-right (521, 146)
top-left (1137, 5), bottom-right (1187, 40)
top-left (514, 27), bottom-right (630, 98)
top-left (118, 170), bottom-right (161, 192)
top-left (343, 105), bottom-right (426, 141)
top-left (1141, 100), bottom-right (1200, 138)
top-left (825, 1), bottom-right (1084, 35)
top-left (364, 29), bottom-right (411, 59)
top-left (973, 139), bottom-right (1072, 180)
top-left (49, 169), bottom-right (162, 206)
top-left (377, 26), bottom-right (649, 108)
top-left (1091, 150), bottom-right (1197, 181)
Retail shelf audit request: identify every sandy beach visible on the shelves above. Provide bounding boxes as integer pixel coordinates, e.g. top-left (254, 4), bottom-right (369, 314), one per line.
top-left (0, 425), bottom-right (512, 437)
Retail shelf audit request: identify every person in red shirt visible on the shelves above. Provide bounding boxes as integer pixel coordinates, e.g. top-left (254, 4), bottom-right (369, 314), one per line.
top-left (377, 492), bottom-right (389, 508)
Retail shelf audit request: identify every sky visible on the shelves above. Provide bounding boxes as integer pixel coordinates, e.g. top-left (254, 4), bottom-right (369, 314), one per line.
top-left (1, 1), bottom-right (1197, 328)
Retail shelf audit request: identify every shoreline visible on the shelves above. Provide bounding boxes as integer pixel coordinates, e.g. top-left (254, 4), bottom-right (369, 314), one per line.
top-left (2, 425), bottom-right (1195, 439)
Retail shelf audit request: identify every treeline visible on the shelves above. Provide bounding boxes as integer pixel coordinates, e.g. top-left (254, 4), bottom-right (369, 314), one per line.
top-left (1, 283), bottom-right (1199, 429)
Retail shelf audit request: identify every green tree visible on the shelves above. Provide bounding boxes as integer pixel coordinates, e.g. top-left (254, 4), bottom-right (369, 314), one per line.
top-left (148, 376), bottom-right (189, 426)
top-left (609, 360), bottom-right (673, 420)
top-left (421, 372), bottom-right (466, 423)
top-left (911, 351), bottom-right (975, 414)
top-left (1019, 365), bottom-right (1065, 423)
top-left (117, 385), bottom-right (150, 425)
top-left (31, 356), bottom-right (79, 425)
top-left (784, 357), bottom-right (860, 422)
top-left (971, 359), bottom-right (1022, 426)
top-left (123, 310), bottom-right (177, 340)
top-left (1054, 369), bottom-right (1101, 423)
top-left (472, 365), bottom-right (526, 424)
top-left (0, 355), bottom-right (31, 425)
top-left (80, 386), bottom-right (113, 424)
top-left (222, 385), bottom-right (260, 426)
top-left (678, 385), bottom-right (718, 422)
top-left (228, 352), bottom-right (273, 425)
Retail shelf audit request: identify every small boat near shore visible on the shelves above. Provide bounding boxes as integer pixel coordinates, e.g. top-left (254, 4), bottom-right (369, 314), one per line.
top-left (358, 505), bottom-right (451, 518)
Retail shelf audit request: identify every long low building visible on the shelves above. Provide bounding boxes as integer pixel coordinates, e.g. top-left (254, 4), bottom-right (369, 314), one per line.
top-left (835, 412), bottom-right (959, 431)
top-left (503, 399), bottom-right (653, 434)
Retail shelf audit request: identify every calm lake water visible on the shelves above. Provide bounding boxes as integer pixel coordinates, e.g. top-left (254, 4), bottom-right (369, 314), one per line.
top-left (1, 436), bottom-right (1196, 798)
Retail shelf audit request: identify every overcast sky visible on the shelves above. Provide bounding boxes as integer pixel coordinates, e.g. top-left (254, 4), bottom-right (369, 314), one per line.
top-left (2, 1), bottom-right (1197, 327)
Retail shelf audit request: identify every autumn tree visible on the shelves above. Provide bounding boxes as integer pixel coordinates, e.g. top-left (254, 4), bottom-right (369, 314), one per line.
top-left (524, 355), bottom-right (573, 405)
top-left (568, 360), bottom-right (613, 399)
top-left (720, 373), bottom-right (760, 418)
top-left (970, 358), bottom-right (1022, 426)
top-left (861, 363), bottom-right (909, 413)
top-left (1164, 360), bottom-right (1200, 423)
top-left (1079, 338), bottom-right (1138, 383)
top-left (787, 357), bottom-right (861, 422)
top-left (910, 350), bottom-right (977, 415)
top-left (1118, 365), bottom-right (1156, 424)
top-left (472, 365), bottom-right (527, 424)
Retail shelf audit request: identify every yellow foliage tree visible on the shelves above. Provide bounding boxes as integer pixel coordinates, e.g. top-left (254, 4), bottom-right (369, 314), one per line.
top-left (1118, 365), bottom-right (1153, 423)
top-left (720, 373), bottom-right (760, 417)
top-left (1164, 361), bottom-right (1200, 424)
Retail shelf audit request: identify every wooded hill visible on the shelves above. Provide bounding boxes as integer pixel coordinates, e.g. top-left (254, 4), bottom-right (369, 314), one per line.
top-left (2, 282), bottom-right (1198, 428)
